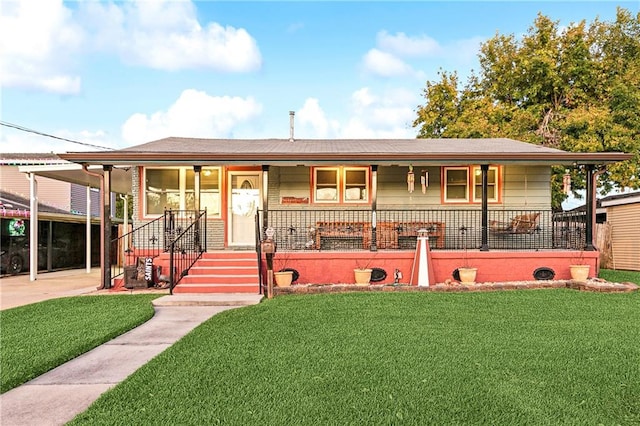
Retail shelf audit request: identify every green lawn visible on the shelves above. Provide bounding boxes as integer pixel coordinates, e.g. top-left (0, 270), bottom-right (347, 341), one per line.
top-left (70, 291), bottom-right (640, 425)
top-left (599, 268), bottom-right (640, 285)
top-left (0, 295), bottom-right (159, 393)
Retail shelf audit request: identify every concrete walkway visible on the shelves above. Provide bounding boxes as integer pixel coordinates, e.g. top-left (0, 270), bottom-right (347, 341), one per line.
top-left (0, 270), bottom-right (263, 425)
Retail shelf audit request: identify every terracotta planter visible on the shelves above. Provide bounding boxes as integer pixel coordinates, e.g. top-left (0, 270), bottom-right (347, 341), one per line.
top-left (458, 267), bottom-right (477, 284)
top-left (274, 270), bottom-right (293, 287)
top-left (354, 268), bottom-right (372, 285)
top-left (569, 265), bottom-right (590, 282)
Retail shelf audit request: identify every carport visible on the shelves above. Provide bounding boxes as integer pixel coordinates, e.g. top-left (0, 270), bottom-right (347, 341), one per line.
top-left (16, 161), bottom-right (131, 288)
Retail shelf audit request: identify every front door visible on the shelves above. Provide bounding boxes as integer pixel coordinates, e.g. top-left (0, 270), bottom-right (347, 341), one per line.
top-left (228, 172), bottom-right (261, 246)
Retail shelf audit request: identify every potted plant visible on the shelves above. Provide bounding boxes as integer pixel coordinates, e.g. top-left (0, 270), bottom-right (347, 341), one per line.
top-left (457, 226), bottom-right (477, 284)
top-left (273, 251), bottom-right (294, 287)
top-left (569, 250), bottom-right (590, 282)
top-left (354, 255), bottom-right (375, 285)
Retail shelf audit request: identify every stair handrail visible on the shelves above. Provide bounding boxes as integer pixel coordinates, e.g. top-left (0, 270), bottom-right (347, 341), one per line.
top-left (255, 209), bottom-right (264, 294)
top-left (110, 214), bottom-right (166, 280)
top-left (169, 209), bottom-right (207, 294)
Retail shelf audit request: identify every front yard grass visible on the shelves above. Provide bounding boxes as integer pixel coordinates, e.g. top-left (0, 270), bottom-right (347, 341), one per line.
top-left (70, 290), bottom-right (640, 425)
top-left (0, 295), bottom-right (159, 393)
top-left (599, 268), bottom-right (640, 285)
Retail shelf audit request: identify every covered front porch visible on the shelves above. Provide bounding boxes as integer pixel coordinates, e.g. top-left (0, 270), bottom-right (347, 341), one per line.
top-left (259, 207), bottom-right (596, 287)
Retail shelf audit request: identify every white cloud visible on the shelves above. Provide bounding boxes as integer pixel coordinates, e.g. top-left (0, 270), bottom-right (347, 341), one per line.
top-left (84, 0), bottom-right (261, 72)
top-left (0, 0), bottom-right (262, 94)
top-left (0, 0), bottom-right (84, 94)
top-left (342, 87), bottom-right (416, 138)
top-left (362, 30), bottom-right (483, 78)
top-left (362, 48), bottom-right (415, 77)
top-left (376, 30), bottom-right (441, 57)
top-left (297, 98), bottom-right (340, 139)
top-left (295, 88), bottom-right (417, 139)
top-left (121, 89), bottom-right (263, 144)
top-left (0, 127), bottom-right (115, 153)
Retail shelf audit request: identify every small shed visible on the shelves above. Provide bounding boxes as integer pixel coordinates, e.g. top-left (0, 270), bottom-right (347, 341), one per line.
top-left (601, 191), bottom-right (640, 271)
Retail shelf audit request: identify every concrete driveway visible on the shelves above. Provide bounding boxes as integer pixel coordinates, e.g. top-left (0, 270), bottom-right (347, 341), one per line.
top-left (0, 268), bottom-right (103, 310)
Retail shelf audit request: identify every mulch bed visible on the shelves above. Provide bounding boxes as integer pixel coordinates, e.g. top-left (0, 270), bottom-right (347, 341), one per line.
top-left (274, 278), bottom-right (638, 295)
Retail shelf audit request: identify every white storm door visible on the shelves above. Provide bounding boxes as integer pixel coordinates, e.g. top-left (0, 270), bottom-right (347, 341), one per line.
top-left (228, 172), bottom-right (261, 246)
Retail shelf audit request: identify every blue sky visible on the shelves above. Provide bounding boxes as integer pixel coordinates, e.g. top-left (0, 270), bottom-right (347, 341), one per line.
top-left (1, 0), bottom-right (636, 153)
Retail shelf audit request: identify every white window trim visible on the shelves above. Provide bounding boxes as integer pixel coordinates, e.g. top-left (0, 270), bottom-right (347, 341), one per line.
top-left (472, 166), bottom-right (499, 203)
top-left (443, 167), bottom-right (470, 203)
top-left (312, 166), bottom-right (370, 204)
top-left (343, 167), bottom-right (369, 203)
top-left (313, 167), bottom-right (339, 204)
top-left (143, 167), bottom-right (221, 217)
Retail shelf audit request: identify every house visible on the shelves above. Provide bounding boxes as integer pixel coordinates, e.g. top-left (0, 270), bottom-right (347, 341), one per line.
top-left (58, 136), bottom-right (632, 292)
top-left (600, 191), bottom-right (640, 271)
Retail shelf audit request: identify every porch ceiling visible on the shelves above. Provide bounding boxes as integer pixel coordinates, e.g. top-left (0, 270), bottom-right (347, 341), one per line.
top-left (17, 163), bottom-right (132, 194)
top-left (58, 137), bottom-right (632, 167)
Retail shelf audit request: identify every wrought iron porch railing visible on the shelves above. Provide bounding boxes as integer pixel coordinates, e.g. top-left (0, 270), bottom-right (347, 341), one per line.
top-left (258, 209), bottom-right (587, 252)
top-left (168, 210), bottom-right (206, 294)
top-left (110, 209), bottom-right (206, 281)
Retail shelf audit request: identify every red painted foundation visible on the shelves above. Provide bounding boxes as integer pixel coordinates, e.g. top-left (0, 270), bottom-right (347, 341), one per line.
top-left (275, 250), bottom-right (599, 285)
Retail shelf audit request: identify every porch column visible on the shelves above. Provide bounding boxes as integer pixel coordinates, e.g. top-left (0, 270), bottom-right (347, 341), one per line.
top-left (193, 166), bottom-right (202, 251)
top-left (480, 164), bottom-right (489, 251)
top-left (370, 165), bottom-right (378, 251)
top-left (193, 166), bottom-right (201, 212)
top-left (262, 165), bottom-right (269, 233)
top-left (28, 173), bottom-right (38, 281)
top-left (584, 165), bottom-right (596, 251)
top-left (86, 185), bottom-right (91, 273)
top-left (101, 165), bottom-right (112, 289)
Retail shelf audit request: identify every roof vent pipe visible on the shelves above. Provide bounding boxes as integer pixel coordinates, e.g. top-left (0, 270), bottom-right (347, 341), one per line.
top-left (289, 111), bottom-right (295, 142)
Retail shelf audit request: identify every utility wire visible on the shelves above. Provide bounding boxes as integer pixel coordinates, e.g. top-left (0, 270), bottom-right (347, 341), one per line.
top-left (0, 120), bottom-right (115, 151)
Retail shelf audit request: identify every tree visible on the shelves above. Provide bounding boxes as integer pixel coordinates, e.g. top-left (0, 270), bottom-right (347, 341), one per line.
top-left (414, 7), bottom-right (640, 209)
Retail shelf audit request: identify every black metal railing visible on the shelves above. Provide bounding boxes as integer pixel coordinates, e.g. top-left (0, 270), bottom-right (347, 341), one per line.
top-left (111, 215), bottom-right (165, 280)
top-left (255, 209), bottom-right (264, 294)
top-left (111, 209), bottom-right (206, 283)
top-left (258, 209), bottom-right (586, 252)
top-left (551, 210), bottom-right (587, 250)
top-left (168, 210), bottom-right (207, 294)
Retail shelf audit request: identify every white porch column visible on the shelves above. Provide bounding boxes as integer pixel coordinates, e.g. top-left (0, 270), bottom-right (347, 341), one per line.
top-left (29, 173), bottom-right (38, 281)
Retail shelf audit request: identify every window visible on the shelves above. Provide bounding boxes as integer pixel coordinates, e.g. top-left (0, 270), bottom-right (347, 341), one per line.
top-left (444, 167), bottom-right (469, 203)
top-left (472, 166), bottom-right (499, 202)
top-left (443, 166), bottom-right (501, 203)
top-left (144, 167), bottom-right (220, 216)
top-left (313, 167), bottom-right (369, 203)
top-left (315, 168), bottom-right (338, 202)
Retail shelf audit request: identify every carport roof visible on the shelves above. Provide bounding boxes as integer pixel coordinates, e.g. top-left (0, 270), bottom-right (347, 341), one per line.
top-left (1, 153), bottom-right (132, 194)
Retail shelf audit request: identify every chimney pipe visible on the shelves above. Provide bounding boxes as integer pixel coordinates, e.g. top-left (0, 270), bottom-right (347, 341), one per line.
top-left (289, 111), bottom-right (295, 142)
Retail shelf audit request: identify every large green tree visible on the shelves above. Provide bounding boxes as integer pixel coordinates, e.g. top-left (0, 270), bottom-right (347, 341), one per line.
top-left (414, 8), bottom-right (640, 209)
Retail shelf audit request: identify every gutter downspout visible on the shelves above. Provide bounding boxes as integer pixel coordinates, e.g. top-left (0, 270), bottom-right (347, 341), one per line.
top-left (590, 166), bottom-right (606, 250)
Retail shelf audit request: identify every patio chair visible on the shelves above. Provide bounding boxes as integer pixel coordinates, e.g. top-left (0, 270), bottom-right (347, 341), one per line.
top-left (490, 213), bottom-right (540, 235)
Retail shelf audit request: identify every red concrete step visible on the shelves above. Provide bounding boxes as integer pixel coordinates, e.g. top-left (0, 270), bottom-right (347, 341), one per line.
top-left (172, 283), bottom-right (259, 294)
top-left (172, 251), bottom-right (260, 294)
top-left (181, 273), bottom-right (258, 284)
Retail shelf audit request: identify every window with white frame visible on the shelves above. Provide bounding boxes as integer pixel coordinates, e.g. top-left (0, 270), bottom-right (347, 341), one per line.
top-left (144, 167), bottom-right (220, 216)
top-left (443, 166), bottom-right (501, 203)
top-left (443, 167), bottom-right (469, 202)
top-left (472, 166), bottom-right (499, 202)
top-left (313, 167), bottom-right (369, 203)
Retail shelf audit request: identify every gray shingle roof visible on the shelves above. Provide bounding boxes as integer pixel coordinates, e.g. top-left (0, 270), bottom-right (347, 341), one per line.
top-left (59, 137), bottom-right (632, 166)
